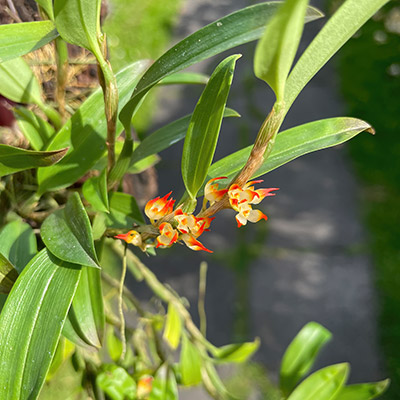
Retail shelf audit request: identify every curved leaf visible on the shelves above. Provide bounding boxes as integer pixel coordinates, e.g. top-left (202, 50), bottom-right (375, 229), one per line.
top-left (0, 144), bottom-right (67, 178)
top-left (41, 192), bottom-right (99, 268)
top-left (0, 219), bottom-right (37, 272)
top-left (0, 248), bottom-right (81, 400)
top-left (163, 303), bottom-right (182, 350)
top-left (159, 72), bottom-right (209, 86)
top-left (284, 0), bottom-right (390, 111)
top-left (131, 108), bottom-right (239, 166)
top-left (287, 363), bottom-right (349, 400)
top-left (280, 322), bottom-right (332, 395)
top-left (0, 253), bottom-right (18, 294)
top-left (119, 2), bottom-right (323, 129)
top-left (336, 379), bottom-right (390, 400)
top-left (37, 59), bottom-right (151, 194)
top-left (180, 334), bottom-right (202, 386)
top-left (254, 0), bottom-right (308, 100)
top-left (0, 21), bottom-right (58, 63)
top-left (182, 54), bottom-right (240, 199)
top-left (82, 168), bottom-right (109, 214)
top-left (208, 117), bottom-right (372, 184)
top-left (212, 338), bottom-right (260, 364)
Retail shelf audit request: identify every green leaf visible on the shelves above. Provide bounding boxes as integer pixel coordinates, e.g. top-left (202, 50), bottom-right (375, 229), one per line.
top-left (127, 152), bottom-right (159, 175)
top-left (108, 138), bottom-right (134, 187)
top-left (336, 379), bottom-right (390, 400)
top-left (182, 54), bottom-right (240, 199)
top-left (106, 192), bottom-right (145, 229)
top-left (202, 361), bottom-right (231, 400)
top-left (54, 0), bottom-right (102, 56)
top-left (106, 326), bottom-right (123, 362)
top-left (163, 303), bottom-right (182, 349)
top-left (0, 219), bottom-right (37, 273)
top-left (208, 117), bottom-right (372, 184)
top-left (280, 322), bottom-right (332, 396)
top-left (284, 0), bottom-right (390, 111)
top-left (64, 266), bottom-right (104, 348)
top-left (0, 57), bottom-right (43, 104)
top-left (287, 363), bottom-right (349, 400)
top-left (119, 2), bottom-right (323, 128)
top-left (131, 108), bottom-right (239, 166)
top-left (0, 248), bottom-right (81, 400)
top-left (41, 192), bottom-right (100, 269)
top-left (46, 337), bottom-right (75, 381)
top-left (212, 338), bottom-right (260, 364)
top-left (0, 144), bottom-right (68, 178)
top-left (35, 0), bottom-right (54, 20)
top-left (254, 0), bottom-right (309, 101)
top-left (159, 72), bottom-right (209, 86)
top-left (0, 253), bottom-right (18, 294)
top-left (37, 59), bottom-right (151, 194)
top-left (180, 334), bottom-right (202, 386)
top-left (97, 365), bottom-right (136, 400)
top-left (14, 107), bottom-right (55, 151)
top-left (0, 21), bottom-right (58, 63)
top-left (82, 168), bottom-right (109, 213)
top-left (149, 364), bottom-right (178, 400)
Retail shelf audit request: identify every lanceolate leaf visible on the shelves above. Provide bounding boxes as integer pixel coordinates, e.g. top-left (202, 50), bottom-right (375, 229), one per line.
top-left (82, 168), bottom-right (109, 214)
top-left (131, 108), bottom-right (239, 165)
top-left (54, 0), bottom-right (102, 56)
top-left (0, 248), bottom-right (81, 400)
top-left (0, 219), bottom-right (37, 273)
top-left (254, 0), bottom-right (309, 101)
top-left (284, 0), bottom-right (390, 111)
top-left (41, 192), bottom-right (100, 269)
top-left (163, 303), bottom-right (182, 350)
top-left (37, 59), bottom-right (151, 195)
top-left (0, 144), bottom-right (68, 178)
top-left (280, 322), bottom-right (332, 396)
top-left (182, 54), bottom-right (240, 199)
top-left (159, 72), bottom-right (209, 86)
top-left (180, 334), bottom-right (202, 386)
top-left (287, 364), bottom-right (349, 400)
top-left (0, 253), bottom-right (18, 294)
top-left (0, 21), bottom-right (58, 63)
top-left (119, 2), bottom-right (323, 129)
top-left (336, 379), bottom-right (390, 400)
top-left (208, 117), bottom-right (372, 184)
top-left (212, 338), bottom-right (260, 363)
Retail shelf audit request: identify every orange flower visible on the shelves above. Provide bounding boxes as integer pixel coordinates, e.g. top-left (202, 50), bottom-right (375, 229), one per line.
top-left (174, 209), bottom-right (214, 237)
top-left (137, 375), bottom-right (153, 399)
top-left (204, 177), bottom-right (228, 204)
top-left (228, 180), bottom-right (278, 227)
top-left (180, 233), bottom-right (212, 253)
top-left (114, 230), bottom-right (143, 247)
top-left (156, 222), bottom-right (178, 248)
top-left (145, 192), bottom-right (175, 222)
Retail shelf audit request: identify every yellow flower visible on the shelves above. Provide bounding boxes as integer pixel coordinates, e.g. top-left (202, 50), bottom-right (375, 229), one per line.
top-left (156, 222), bottom-right (179, 248)
top-left (145, 192), bottom-right (175, 222)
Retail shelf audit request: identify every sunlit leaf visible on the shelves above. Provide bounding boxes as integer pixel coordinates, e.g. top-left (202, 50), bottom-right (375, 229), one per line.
top-left (336, 379), bottom-right (390, 400)
top-left (41, 192), bottom-right (99, 269)
top-left (182, 54), bottom-right (240, 199)
top-left (0, 253), bottom-right (18, 294)
top-left (0, 248), bottom-right (81, 399)
top-left (0, 21), bottom-right (58, 63)
top-left (280, 322), bottom-right (332, 396)
top-left (180, 334), bottom-right (202, 386)
top-left (163, 303), bottom-right (182, 350)
top-left (46, 337), bottom-right (75, 381)
top-left (159, 72), bottom-right (209, 86)
top-left (212, 338), bottom-right (260, 363)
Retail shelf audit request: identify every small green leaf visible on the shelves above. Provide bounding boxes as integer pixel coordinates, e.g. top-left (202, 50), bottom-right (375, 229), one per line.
top-left (82, 168), bottom-right (109, 213)
top-left (119, 2), bottom-right (322, 128)
top-left (280, 322), bottom-right (332, 395)
top-left (127, 152), bottom-right (159, 175)
top-left (182, 54), bottom-right (240, 199)
top-left (37, 60), bottom-right (151, 194)
top-left (336, 379), bottom-right (390, 400)
top-left (0, 57), bottom-right (43, 105)
top-left (54, 0), bottom-right (102, 56)
top-left (41, 192), bottom-right (99, 269)
top-left (284, 0), bottom-right (390, 111)
top-left (92, 212), bottom-right (107, 240)
top-left (212, 338), bottom-right (260, 363)
top-left (0, 253), bottom-right (18, 294)
top-left (0, 21), bottom-right (58, 63)
top-left (163, 303), bottom-right (182, 350)
top-left (46, 337), bottom-right (75, 381)
top-left (97, 365), bottom-right (136, 400)
top-left (108, 138), bottom-right (134, 187)
top-left (14, 107), bottom-right (55, 150)
top-left (254, 0), bottom-right (309, 101)
top-left (0, 248), bottom-right (81, 400)
top-left (180, 334), bottom-right (202, 386)
top-left (208, 117), bottom-right (372, 185)
top-left (0, 219), bottom-right (37, 273)
top-left (106, 192), bottom-right (145, 229)
top-left (35, 0), bottom-right (54, 19)
top-left (287, 363), bottom-right (349, 400)
top-left (149, 364), bottom-right (178, 400)
top-left (107, 326), bottom-right (123, 362)
top-left (159, 72), bottom-right (209, 86)
top-left (131, 108), bottom-right (239, 166)
top-left (0, 144), bottom-right (68, 178)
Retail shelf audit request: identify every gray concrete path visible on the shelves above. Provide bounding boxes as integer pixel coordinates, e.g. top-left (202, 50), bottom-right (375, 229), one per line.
top-left (131, 0), bottom-right (384, 397)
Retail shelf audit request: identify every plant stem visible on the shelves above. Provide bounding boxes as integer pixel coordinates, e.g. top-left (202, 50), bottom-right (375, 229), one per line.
top-left (198, 261), bottom-right (208, 337)
top-left (118, 242), bottom-right (128, 361)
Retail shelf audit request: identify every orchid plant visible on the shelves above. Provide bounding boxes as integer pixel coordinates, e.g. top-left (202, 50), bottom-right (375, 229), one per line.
top-left (0, 0), bottom-right (391, 399)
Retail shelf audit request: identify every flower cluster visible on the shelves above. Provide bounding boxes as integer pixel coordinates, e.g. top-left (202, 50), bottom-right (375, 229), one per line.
top-left (115, 177), bottom-right (278, 252)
